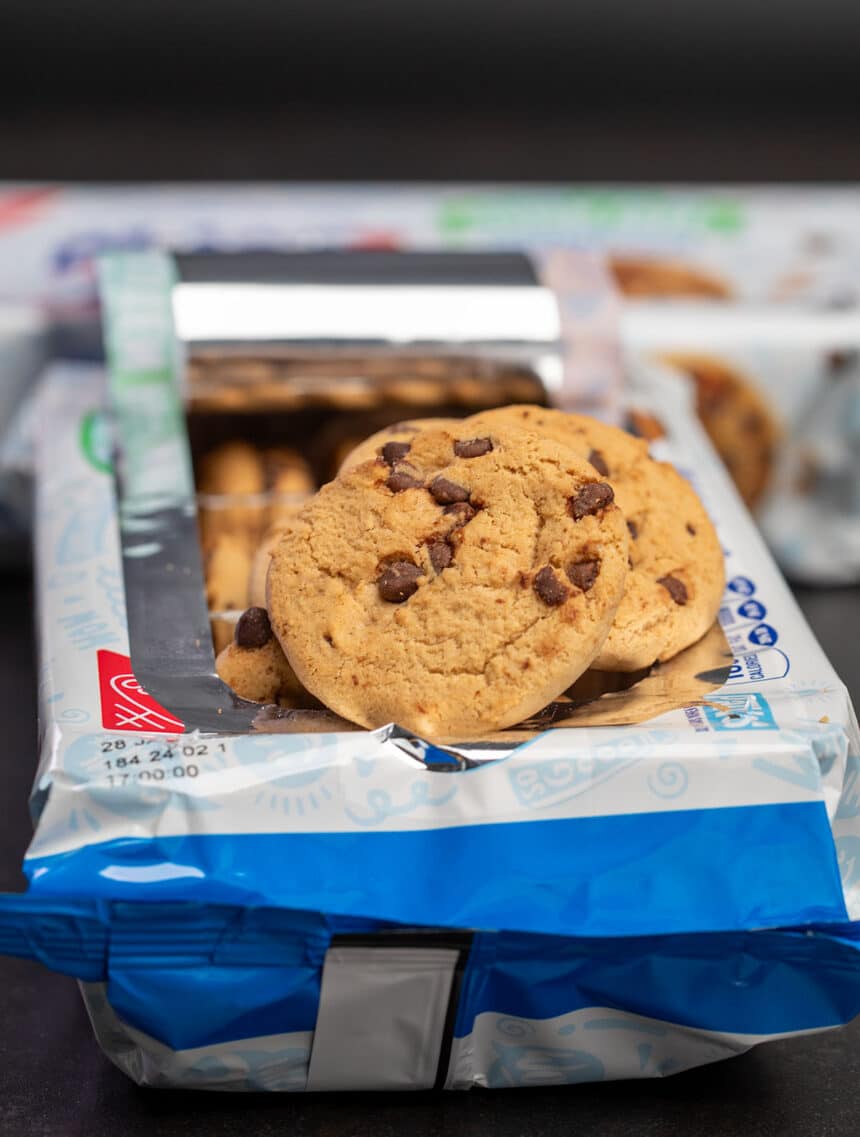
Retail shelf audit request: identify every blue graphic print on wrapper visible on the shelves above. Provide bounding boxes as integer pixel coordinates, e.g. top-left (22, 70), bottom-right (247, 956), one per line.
top-left (507, 735), bottom-right (643, 811)
top-left (182, 1045), bottom-right (310, 1091)
top-left (647, 763), bottom-right (689, 799)
top-left (748, 623), bottom-right (779, 648)
top-left (55, 495), bottom-right (114, 566)
top-left (344, 780), bottom-right (457, 827)
top-left (727, 575), bottom-right (756, 596)
top-left (835, 754), bottom-right (860, 819)
top-left (233, 733), bottom-right (341, 821)
top-left (703, 693), bottom-right (778, 732)
top-left (736, 599), bottom-right (767, 622)
top-left (95, 565), bottom-right (127, 627)
top-left (56, 706), bottom-right (91, 725)
top-left (486, 1038), bottom-right (605, 1088)
top-left (727, 648), bottom-right (790, 685)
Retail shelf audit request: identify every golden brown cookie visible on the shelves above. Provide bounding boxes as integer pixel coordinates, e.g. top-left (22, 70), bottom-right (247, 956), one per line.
top-left (657, 353), bottom-right (779, 507)
top-left (379, 376), bottom-right (451, 407)
top-left (268, 424), bottom-right (629, 740)
top-left (204, 532), bottom-right (253, 613)
top-left (467, 406), bottom-right (725, 671)
top-left (263, 447), bottom-right (315, 529)
top-left (609, 255), bottom-right (732, 300)
top-left (263, 447), bottom-right (315, 496)
top-left (198, 440), bottom-right (266, 496)
top-left (198, 440), bottom-right (267, 540)
top-left (337, 418), bottom-right (460, 473)
top-left (249, 525), bottom-right (295, 609)
top-left (211, 615), bottom-right (238, 655)
top-left (215, 606), bottom-right (306, 706)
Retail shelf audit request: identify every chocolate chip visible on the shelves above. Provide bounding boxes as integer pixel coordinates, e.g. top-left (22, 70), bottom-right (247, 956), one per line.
top-left (566, 559), bottom-right (600, 591)
top-left (625, 410), bottom-right (665, 441)
top-left (568, 482), bottom-right (614, 520)
top-left (696, 380), bottom-right (728, 414)
top-left (588, 448), bottom-right (610, 477)
top-left (386, 469), bottom-right (424, 493)
top-left (533, 566), bottom-right (569, 606)
top-left (454, 437), bottom-right (493, 459)
top-left (378, 561), bottom-right (422, 602)
top-left (235, 606), bottom-right (273, 648)
top-left (381, 440), bottom-right (411, 466)
top-left (627, 520), bottom-right (638, 540)
top-left (686, 523), bottom-right (697, 536)
top-left (428, 539), bottom-right (453, 573)
top-left (828, 350), bottom-right (857, 372)
top-left (658, 575), bottom-right (688, 605)
top-left (429, 476), bottom-right (470, 504)
top-left (444, 501), bottom-right (478, 527)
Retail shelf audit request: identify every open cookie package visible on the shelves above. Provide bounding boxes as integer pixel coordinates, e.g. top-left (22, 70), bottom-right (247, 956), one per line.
top-left (1, 247), bottom-right (860, 1092)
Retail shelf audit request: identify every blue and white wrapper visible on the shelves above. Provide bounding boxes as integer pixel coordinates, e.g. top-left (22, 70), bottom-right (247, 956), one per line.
top-left (1, 358), bottom-right (859, 1091)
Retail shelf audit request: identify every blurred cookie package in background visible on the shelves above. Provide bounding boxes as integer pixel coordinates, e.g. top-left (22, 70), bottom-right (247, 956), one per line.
top-left (0, 184), bottom-right (858, 583)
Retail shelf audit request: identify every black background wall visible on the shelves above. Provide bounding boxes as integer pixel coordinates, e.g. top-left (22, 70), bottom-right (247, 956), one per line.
top-left (1, 0), bottom-right (859, 180)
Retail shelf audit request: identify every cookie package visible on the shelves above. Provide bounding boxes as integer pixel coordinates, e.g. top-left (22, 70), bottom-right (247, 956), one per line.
top-left (0, 183), bottom-right (859, 582)
top-left (1, 248), bottom-right (860, 1094)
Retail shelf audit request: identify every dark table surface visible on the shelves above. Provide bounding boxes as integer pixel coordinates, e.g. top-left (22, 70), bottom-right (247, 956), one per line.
top-left (0, 572), bottom-right (858, 1136)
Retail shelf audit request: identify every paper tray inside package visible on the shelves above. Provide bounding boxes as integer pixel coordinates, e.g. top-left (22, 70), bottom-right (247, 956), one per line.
top-left (2, 352), bottom-right (860, 1091)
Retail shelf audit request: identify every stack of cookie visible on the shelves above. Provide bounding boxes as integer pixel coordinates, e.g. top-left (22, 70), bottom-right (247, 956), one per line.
top-left (196, 441), bottom-right (316, 651)
top-left (187, 353), bottom-right (544, 415)
top-left (214, 407), bottom-right (725, 740)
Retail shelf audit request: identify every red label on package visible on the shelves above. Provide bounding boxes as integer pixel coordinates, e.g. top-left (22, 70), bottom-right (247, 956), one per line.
top-left (97, 650), bottom-right (184, 733)
top-left (0, 187), bottom-right (58, 232)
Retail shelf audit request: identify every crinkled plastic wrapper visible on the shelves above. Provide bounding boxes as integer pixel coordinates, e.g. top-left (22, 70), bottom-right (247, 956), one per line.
top-left (2, 251), bottom-right (860, 1092)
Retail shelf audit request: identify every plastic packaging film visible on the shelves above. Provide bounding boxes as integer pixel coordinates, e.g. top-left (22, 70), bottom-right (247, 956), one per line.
top-left (1, 241), bottom-right (859, 1089)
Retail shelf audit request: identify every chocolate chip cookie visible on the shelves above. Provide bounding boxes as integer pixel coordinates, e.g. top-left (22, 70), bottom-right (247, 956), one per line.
top-left (249, 524), bottom-right (296, 608)
top-left (204, 532), bottom-right (253, 613)
top-left (467, 406), bottom-right (725, 671)
top-left (197, 440), bottom-right (267, 542)
top-left (657, 352), bottom-right (779, 508)
top-left (198, 440), bottom-right (266, 497)
top-left (609, 255), bottom-right (732, 300)
top-left (267, 425), bottom-right (629, 740)
top-left (198, 442), bottom-right (315, 542)
top-left (337, 418), bottom-right (460, 474)
top-left (216, 606), bottom-right (307, 706)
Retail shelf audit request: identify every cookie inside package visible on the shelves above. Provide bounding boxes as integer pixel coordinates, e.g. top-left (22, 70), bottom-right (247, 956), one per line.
top-left (618, 298), bottom-right (860, 585)
top-left (3, 249), bottom-right (860, 1094)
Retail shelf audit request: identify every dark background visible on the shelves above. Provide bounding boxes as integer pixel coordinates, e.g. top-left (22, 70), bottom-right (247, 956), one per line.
top-left (1, 0), bottom-right (860, 181)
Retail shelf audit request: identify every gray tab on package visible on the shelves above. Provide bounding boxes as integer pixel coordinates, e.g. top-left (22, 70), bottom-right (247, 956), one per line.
top-left (306, 946), bottom-right (459, 1091)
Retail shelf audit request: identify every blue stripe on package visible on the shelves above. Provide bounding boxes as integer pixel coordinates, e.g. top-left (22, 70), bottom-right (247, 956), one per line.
top-left (19, 800), bottom-right (849, 937)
